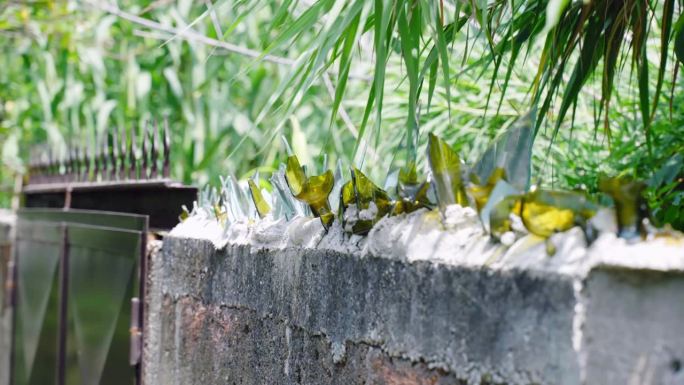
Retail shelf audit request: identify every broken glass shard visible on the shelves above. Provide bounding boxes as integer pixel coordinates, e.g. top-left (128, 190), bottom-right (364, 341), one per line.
top-left (472, 110), bottom-right (535, 191)
top-left (285, 155), bottom-right (335, 228)
top-left (599, 175), bottom-right (647, 239)
top-left (521, 189), bottom-right (597, 238)
top-left (427, 133), bottom-right (468, 211)
top-left (248, 178), bottom-right (271, 218)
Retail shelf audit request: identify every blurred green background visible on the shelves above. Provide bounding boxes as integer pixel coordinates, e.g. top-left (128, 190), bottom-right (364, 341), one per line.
top-left (0, 0), bottom-right (682, 228)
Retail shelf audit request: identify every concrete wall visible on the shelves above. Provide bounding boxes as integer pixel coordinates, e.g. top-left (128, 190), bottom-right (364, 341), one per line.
top-left (0, 211), bottom-right (14, 385)
top-left (142, 235), bottom-right (684, 385)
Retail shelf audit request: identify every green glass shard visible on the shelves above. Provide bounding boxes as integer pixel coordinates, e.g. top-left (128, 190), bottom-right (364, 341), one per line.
top-left (296, 170), bottom-right (335, 228)
top-left (490, 195), bottom-right (522, 238)
top-left (521, 189), bottom-right (597, 238)
top-left (340, 180), bottom-right (354, 213)
top-left (339, 168), bottom-right (393, 235)
top-left (213, 203), bottom-right (227, 225)
top-left (248, 179), bottom-right (271, 219)
top-left (285, 155), bottom-right (307, 196)
top-left (284, 155), bottom-right (334, 228)
top-left (354, 169), bottom-right (392, 216)
top-left (427, 133), bottom-right (468, 211)
top-left (179, 205), bottom-right (190, 221)
top-left (468, 167), bottom-right (507, 213)
top-left (598, 175), bottom-right (647, 239)
top-left (393, 162), bottom-right (433, 215)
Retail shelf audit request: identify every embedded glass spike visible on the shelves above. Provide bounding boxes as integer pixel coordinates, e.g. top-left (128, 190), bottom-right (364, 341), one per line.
top-left (489, 195), bottom-right (522, 238)
top-left (248, 177), bottom-right (271, 218)
top-left (521, 189), bottom-right (597, 238)
top-left (329, 160), bottom-right (346, 214)
top-left (340, 168), bottom-right (392, 235)
top-left (479, 178), bottom-right (520, 234)
top-left (270, 165), bottom-right (307, 220)
top-left (427, 133), bottom-right (468, 211)
top-left (392, 162), bottom-right (433, 215)
top-left (285, 155), bottom-right (334, 228)
top-left (472, 110), bottom-right (535, 191)
top-left (598, 176), bottom-right (647, 239)
top-left (468, 167), bottom-right (507, 212)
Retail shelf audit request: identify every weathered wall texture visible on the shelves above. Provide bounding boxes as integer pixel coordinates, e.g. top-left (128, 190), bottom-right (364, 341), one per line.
top-left (144, 235), bottom-right (682, 385)
top-left (0, 211), bottom-right (14, 385)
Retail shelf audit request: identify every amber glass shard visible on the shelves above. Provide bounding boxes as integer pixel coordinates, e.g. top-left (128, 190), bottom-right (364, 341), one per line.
top-left (284, 155), bottom-right (335, 228)
top-left (521, 189), bottom-right (596, 238)
top-left (248, 179), bottom-right (271, 218)
top-left (427, 133), bottom-right (468, 210)
top-left (598, 176), bottom-right (647, 239)
top-left (352, 168), bottom-right (393, 215)
top-left (297, 170), bottom-right (335, 228)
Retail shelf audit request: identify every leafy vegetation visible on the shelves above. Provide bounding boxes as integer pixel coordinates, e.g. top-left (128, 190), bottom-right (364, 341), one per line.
top-left (1, 0), bottom-right (682, 229)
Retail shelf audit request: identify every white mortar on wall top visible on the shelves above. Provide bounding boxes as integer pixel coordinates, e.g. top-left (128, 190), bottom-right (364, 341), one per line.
top-left (170, 204), bottom-right (684, 278)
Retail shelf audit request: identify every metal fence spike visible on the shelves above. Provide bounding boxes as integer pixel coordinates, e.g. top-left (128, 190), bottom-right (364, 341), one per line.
top-left (120, 126), bottom-right (127, 180)
top-left (150, 120), bottom-right (159, 179)
top-left (163, 117), bottom-right (170, 178)
top-left (111, 128), bottom-right (120, 181)
top-left (101, 132), bottom-right (110, 181)
top-left (93, 135), bottom-right (101, 182)
top-left (142, 121), bottom-right (149, 180)
top-left (129, 125), bottom-right (138, 180)
top-left (83, 144), bottom-right (91, 182)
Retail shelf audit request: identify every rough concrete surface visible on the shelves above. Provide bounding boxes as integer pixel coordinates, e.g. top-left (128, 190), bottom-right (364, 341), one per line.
top-left (143, 234), bottom-right (684, 385)
top-left (0, 211), bottom-right (15, 385)
top-left (145, 237), bottom-right (583, 385)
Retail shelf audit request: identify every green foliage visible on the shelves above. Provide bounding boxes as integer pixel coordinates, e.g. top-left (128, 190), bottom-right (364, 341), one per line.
top-left (0, 0), bottom-right (682, 231)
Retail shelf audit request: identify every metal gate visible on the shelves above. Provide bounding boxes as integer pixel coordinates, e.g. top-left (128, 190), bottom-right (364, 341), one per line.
top-left (11, 209), bottom-right (147, 385)
top-left (8, 122), bottom-right (197, 385)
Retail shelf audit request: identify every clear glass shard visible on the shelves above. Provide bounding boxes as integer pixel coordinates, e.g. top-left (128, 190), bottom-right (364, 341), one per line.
top-left (479, 179), bottom-right (520, 233)
top-left (472, 110), bottom-right (536, 191)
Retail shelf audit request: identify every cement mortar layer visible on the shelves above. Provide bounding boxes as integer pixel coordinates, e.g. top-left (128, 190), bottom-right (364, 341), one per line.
top-left (163, 205), bottom-right (684, 384)
top-left (170, 204), bottom-right (684, 278)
